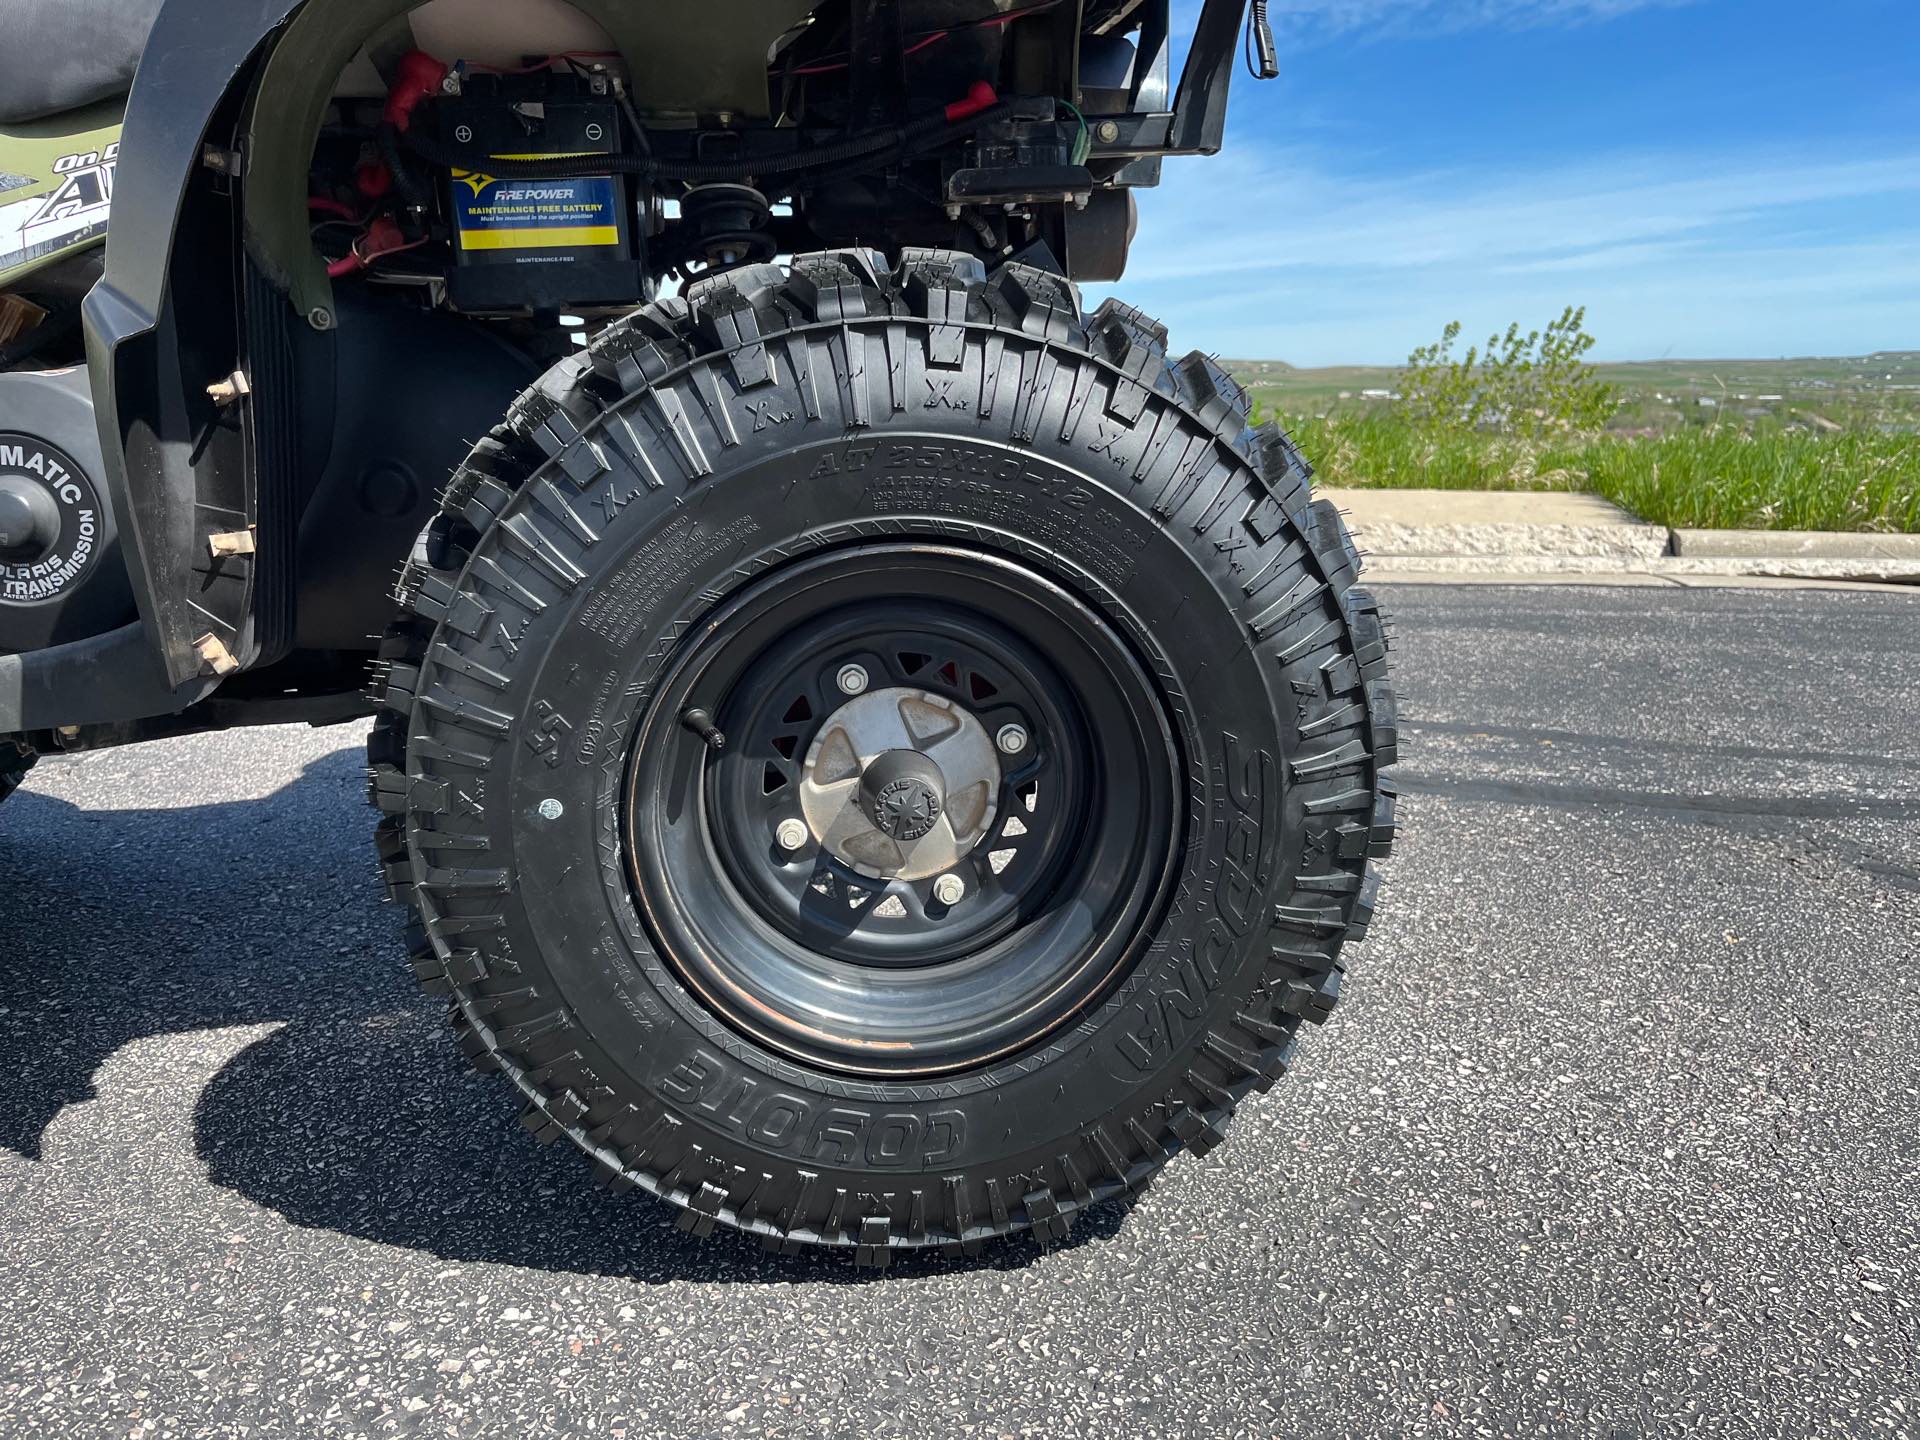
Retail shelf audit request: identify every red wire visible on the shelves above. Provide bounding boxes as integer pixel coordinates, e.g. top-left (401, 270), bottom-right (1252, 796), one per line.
top-left (789, 31), bottom-right (950, 77)
top-left (781, 2), bottom-right (1058, 77)
top-left (327, 235), bottom-right (430, 279)
top-left (308, 196), bottom-right (361, 221)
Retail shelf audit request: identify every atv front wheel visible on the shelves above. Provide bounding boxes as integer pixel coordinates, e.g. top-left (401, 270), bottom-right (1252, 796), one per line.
top-left (369, 250), bottom-right (1397, 1262)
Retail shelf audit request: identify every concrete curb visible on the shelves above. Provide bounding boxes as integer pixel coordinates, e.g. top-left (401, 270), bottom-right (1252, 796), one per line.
top-left (1368, 570), bottom-right (1913, 593)
top-left (1669, 528), bottom-right (1920, 561)
top-left (1320, 488), bottom-right (1920, 585)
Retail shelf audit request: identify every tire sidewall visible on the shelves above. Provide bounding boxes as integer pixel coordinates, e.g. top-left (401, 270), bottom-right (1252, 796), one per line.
top-left (454, 405), bottom-right (1297, 1188)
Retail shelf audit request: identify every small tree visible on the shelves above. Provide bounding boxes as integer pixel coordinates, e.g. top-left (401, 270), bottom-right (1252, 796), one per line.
top-left (1401, 306), bottom-right (1614, 437)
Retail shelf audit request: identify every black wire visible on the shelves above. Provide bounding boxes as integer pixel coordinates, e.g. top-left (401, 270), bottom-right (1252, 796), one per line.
top-left (762, 111), bottom-right (994, 201)
top-left (775, 0), bottom-right (1065, 75)
top-left (379, 123), bottom-right (434, 237)
top-left (403, 103), bottom-right (1008, 184)
top-left (1245, 0), bottom-right (1279, 80)
top-left (561, 57), bottom-right (652, 158)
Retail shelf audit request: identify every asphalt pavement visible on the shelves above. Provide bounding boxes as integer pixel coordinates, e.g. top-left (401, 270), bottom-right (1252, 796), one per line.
top-left (1, 582), bottom-right (1916, 1439)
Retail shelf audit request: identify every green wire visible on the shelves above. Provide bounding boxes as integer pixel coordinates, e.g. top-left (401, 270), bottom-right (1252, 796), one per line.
top-left (1058, 99), bottom-right (1091, 166)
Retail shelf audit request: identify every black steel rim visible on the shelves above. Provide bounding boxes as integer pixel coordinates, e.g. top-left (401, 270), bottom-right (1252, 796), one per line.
top-left (623, 544), bottom-right (1182, 1077)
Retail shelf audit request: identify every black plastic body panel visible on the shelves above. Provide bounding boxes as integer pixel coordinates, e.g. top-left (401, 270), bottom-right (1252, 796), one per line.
top-left (0, 620), bottom-right (213, 731)
top-left (292, 296), bottom-right (539, 652)
top-left (82, 0), bottom-right (295, 694)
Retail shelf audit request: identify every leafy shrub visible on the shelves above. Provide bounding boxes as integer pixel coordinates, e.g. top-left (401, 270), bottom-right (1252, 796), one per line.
top-left (1401, 307), bottom-right (1615, 438)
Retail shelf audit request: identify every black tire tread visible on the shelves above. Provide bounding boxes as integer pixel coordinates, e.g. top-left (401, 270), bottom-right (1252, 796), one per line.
top-left (366, 249), bottom-right (1397, 1263)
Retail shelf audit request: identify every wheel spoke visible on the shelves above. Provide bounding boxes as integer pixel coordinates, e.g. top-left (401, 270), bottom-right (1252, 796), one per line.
top-left (811, 725), bottom-right (861, 785)
top-left (896, 693), bottom-right (963, 748)
top-left (944, 779), bottom-right (993, 839)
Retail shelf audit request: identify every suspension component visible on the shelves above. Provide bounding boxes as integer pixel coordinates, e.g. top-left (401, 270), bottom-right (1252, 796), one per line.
top-left (679, 183), bottom-right (776, 271)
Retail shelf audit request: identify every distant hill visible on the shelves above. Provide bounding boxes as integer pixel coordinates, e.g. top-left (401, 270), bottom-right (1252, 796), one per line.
top-left (1226, 352), bottom-right (1920, 428)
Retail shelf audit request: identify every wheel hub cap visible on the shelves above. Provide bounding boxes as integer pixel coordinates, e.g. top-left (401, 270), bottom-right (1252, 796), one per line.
top-left (861, 750), bottom-right (946, 842)
top-left (798, 686), bottom-right (1000, 882)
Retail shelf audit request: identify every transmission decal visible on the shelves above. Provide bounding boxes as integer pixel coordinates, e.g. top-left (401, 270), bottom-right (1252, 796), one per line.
top-left (0, 434), bottom-right (101, 605)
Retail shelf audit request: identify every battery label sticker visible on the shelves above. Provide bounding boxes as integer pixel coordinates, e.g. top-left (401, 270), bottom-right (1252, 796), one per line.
top-left (451, 169), bottom-right (619, 252)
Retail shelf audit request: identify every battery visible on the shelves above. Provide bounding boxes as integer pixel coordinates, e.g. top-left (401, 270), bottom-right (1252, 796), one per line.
top-left (435, 75), bottom-right (645, 313)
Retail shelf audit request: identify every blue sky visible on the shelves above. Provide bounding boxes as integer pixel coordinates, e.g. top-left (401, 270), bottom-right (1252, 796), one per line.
top-left (1095, 0), bottom-right (1920, 364)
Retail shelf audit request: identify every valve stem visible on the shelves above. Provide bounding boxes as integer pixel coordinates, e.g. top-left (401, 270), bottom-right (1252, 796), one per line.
top-left (679, 707), bottom-right (727, 751)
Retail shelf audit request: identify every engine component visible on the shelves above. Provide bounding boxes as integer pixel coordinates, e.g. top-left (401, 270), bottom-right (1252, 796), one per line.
top-left (0, 366), bottom-right (132, 654)
top-left (434, 70), bottom-right (646, 312)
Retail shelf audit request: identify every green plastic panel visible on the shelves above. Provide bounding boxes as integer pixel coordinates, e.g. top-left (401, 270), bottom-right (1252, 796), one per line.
top-left (0, 100), bottom-right (125, 289)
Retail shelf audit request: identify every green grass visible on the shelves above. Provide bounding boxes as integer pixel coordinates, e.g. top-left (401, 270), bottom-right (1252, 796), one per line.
top-left (1280, 411), bottom-right (1920, 533)
top-left (1232, 351), bottom-right (1920, 434)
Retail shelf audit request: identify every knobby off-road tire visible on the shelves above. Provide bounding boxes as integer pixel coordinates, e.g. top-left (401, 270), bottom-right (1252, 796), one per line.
top-left (368, 250), bottom-right (1398, 1264)
top-left (0, 738), bottom-right (33, 808)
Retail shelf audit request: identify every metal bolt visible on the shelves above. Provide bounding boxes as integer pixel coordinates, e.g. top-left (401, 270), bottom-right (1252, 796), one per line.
top-left (776, 818), bottom-right (809, 852)
top-left (996, 724), bottom-right (1029, 756)
top-left (1096, 120), bottom-right (1121, 144)
top-left (307, 307), bottom-right (334, 331)
top-left (538, 798), bottom-right (564, 821)
top-left (836, 664), bottom-right (870, 696)
top-left (932, 873), bottom-right (966, 906)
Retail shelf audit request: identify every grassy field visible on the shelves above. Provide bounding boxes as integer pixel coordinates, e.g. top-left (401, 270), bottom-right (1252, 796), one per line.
top-left (1228, 352), bottom-right (1920, 532)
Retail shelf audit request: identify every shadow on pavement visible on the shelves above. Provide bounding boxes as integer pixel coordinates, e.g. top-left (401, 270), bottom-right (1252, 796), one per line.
top-left (0, 744), bottom-right (1134, 1285)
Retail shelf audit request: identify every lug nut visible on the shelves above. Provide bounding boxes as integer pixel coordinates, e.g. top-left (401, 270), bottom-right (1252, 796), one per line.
top-left (996, 724), bottom-right (1029, 755)
top-left (836, 664), bottom-right (870, 696)
top-left (932, 873), bottom-right (966, 906)
top-left (776, 818), bottom-right (810, 852)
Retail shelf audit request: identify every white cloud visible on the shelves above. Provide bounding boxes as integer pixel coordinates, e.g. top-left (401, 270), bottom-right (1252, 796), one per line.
top-left (1121, 148), bottom-right (1920, 283)
top-left (1092, 143), bottom-right (1920, 362)
top-left (1265, 0), bottom-right (1700, 41)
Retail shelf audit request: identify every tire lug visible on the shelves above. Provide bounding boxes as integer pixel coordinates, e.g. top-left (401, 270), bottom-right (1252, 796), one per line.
top-left (932, 873), bottom-right (966, 906)
top-left (996, 723), bottom-right (1029, 756)
top-left (776, 818), bottom-right (810, 852)
top-left (836, 664), bottom-right (869, 696)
